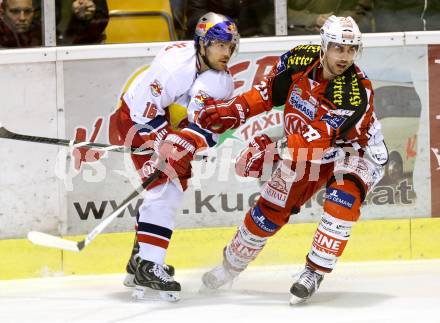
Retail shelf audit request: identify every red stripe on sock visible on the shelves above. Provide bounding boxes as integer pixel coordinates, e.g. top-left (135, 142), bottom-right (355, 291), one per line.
top-left (138, 234), bottom-right (169, 249)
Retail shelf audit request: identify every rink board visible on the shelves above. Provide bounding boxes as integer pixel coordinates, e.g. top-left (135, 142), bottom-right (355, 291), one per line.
top-left (1, 217), bottom-right (439, 280)
top-left (1, 33), bottom-right (440, 280)
top-left (0, 34), bottom-right (439, 241)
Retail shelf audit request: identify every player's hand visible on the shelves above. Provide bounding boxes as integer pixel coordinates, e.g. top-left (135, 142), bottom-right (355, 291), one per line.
top-left (235, 134), bottom-right (279, 178)
top-left (72, 0), bottom-right (96, 20)
top-left (156, 132), bottom-right (196, 179)
top-left (196, 96), bottom-right (248, 134)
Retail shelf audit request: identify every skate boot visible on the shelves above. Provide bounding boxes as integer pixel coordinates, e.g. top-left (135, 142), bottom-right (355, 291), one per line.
top-left (289, 265), bottom-right (324, 305)
top-left (201, 260), bottom-right (240, 290)
top-left (132, 259), bottom-right (181, 302)
top-left (123, 239), bottom-right (175, 287)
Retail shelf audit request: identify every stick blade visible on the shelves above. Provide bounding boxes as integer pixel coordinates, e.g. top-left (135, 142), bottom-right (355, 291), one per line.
top-left (0, 123), bottom-right (11, 137)
top-left (27, 231), bottom-right (80, 252)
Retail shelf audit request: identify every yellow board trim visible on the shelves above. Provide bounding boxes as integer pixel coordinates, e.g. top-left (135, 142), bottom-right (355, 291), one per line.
top-left (1, 218), bottom-right (439, 280)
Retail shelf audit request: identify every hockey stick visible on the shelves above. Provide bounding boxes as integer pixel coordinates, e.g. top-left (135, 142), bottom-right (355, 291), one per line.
top-left (0, 122), bottom-right (153, 156)
top-left (27, 169), bottom-right (162, 252)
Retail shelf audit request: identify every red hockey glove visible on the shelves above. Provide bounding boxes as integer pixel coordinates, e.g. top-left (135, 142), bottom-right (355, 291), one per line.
top-left (157, 132), bottom-right (196, 179)
top-left (196, 96), bottom-right (248, 134)
top-left (235, 134), bottom-right (279, 178)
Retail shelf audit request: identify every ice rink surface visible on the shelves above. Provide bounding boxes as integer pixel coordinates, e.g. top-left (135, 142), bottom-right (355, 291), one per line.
top-left (0, 259), bottom-right (439, 323)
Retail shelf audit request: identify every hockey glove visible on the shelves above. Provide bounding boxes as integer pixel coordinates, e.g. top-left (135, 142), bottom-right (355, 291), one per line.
top-left (196, 96), bottom-right (248, 134)
top-left (235, 134), bottom-right (279, 178)
top-left (157, 132), bottom-right (196, 179)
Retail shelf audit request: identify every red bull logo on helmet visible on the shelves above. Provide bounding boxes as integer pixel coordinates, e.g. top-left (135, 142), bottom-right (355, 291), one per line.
top-left (196, 22), bottom-right (214, 36)
top-left (227, 23), bottom-right (237, 33)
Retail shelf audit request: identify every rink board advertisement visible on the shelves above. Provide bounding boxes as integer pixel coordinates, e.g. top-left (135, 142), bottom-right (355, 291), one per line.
top-left (60, 45), bottom-right (431, 235)
top-left (0, 39), bottom-right (435, 239)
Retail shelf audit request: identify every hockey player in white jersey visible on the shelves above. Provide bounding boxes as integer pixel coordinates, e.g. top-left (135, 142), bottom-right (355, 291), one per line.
top-left (114, 12), bottom-right (239, 302)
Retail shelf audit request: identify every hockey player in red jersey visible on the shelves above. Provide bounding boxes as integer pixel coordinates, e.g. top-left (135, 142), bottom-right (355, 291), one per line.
top-left (196, 15), bottom-right (388, 304)
top-left (115, 12), bottom-right (239, 302)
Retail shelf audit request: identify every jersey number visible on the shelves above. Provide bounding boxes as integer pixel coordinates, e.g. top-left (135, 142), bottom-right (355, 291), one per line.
top-left (165, 43), bottom-right (187, 51)
top-left (143, 102), bottom-right (158, 119)
top-left (302, 125), bottom-right (321, 142)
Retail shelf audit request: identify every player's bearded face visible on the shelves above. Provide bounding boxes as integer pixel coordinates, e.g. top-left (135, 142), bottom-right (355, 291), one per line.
top-left (203, 40), bottom-right (235, 71)
top-left (323, 43), bottom-right (359, 76)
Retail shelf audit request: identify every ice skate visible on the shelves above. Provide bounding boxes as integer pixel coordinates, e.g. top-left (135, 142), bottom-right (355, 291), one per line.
top-left (131, 259), bottom-right (181, 302)
top-left (201, 261), bottom-right (239, 291)
top-left (123, 240), bottom-right (175, 287)
top-left (289, 265), bottom-right (324, 305)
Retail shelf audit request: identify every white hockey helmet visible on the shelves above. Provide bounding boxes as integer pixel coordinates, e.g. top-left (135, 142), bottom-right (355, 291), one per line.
top-left (320, 15), bottom-right (362, 56)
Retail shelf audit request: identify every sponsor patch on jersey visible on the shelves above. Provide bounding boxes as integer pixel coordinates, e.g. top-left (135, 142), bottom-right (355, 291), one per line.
top-left (321, 114), bottom-right (346, 129)
top-left (150, 79), bottom-right (163, 97)
top-left (293, 84), bottom-right (302, 96)
top-left (250, 206), bottom-right (279, 233)
top-left (289, 90), bottom-right (316, 120)
top-left (332, 109), bottom-right (355, 117)
top-left (324, 188), bottom-right (355, 209)
top-left (276, 51), bottom-right (290, 73)
top-left (321, 148), bottom-right (343, 163)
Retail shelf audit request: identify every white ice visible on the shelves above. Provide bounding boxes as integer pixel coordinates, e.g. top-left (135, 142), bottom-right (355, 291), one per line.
top-left (0, 260), bottom-right (439, 323)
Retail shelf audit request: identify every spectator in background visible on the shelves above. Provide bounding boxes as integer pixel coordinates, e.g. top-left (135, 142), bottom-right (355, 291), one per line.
top-left (170, 0), bottom-right (186, 40)
top-left (184, 0), bottom-right (274, 39)
top-left (0, 0), bottom-right (41, 47)
top-left (373, 0), bottom-right (440, 32)
top-left (239, 0), bottom-right (274, 37)
top-left (424, 0), bottom-right (440, 31)
top-left (287, 0), bottom-right (373, 35)
top-left (60, 0), bottom-right (108, 45)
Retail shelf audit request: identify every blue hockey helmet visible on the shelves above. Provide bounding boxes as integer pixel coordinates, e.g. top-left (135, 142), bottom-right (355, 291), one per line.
top-left (194, 12), bottom-right (240, 53)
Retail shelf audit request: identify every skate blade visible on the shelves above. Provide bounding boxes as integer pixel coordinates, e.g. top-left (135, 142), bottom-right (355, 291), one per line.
top-left (123, 274), bottom-right (135, 287)
top-left (201, 274), bottom-right (234, 291)
top-left (289, 294), bottom-right (307, 305)
top-left (198, 283), bottom-right (221, 295)
top-left (132, 285), bottom-right (180, 302)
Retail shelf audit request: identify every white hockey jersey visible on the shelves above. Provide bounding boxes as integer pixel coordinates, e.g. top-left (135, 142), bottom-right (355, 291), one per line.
top-left (122, 42), bottom-right (234, 148)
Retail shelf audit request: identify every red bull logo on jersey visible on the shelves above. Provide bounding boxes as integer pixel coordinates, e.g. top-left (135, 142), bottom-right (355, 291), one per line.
top-left (193, 90), bottom-right (209, 107)
top-left (150, 79), bottom-right (163, 97)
